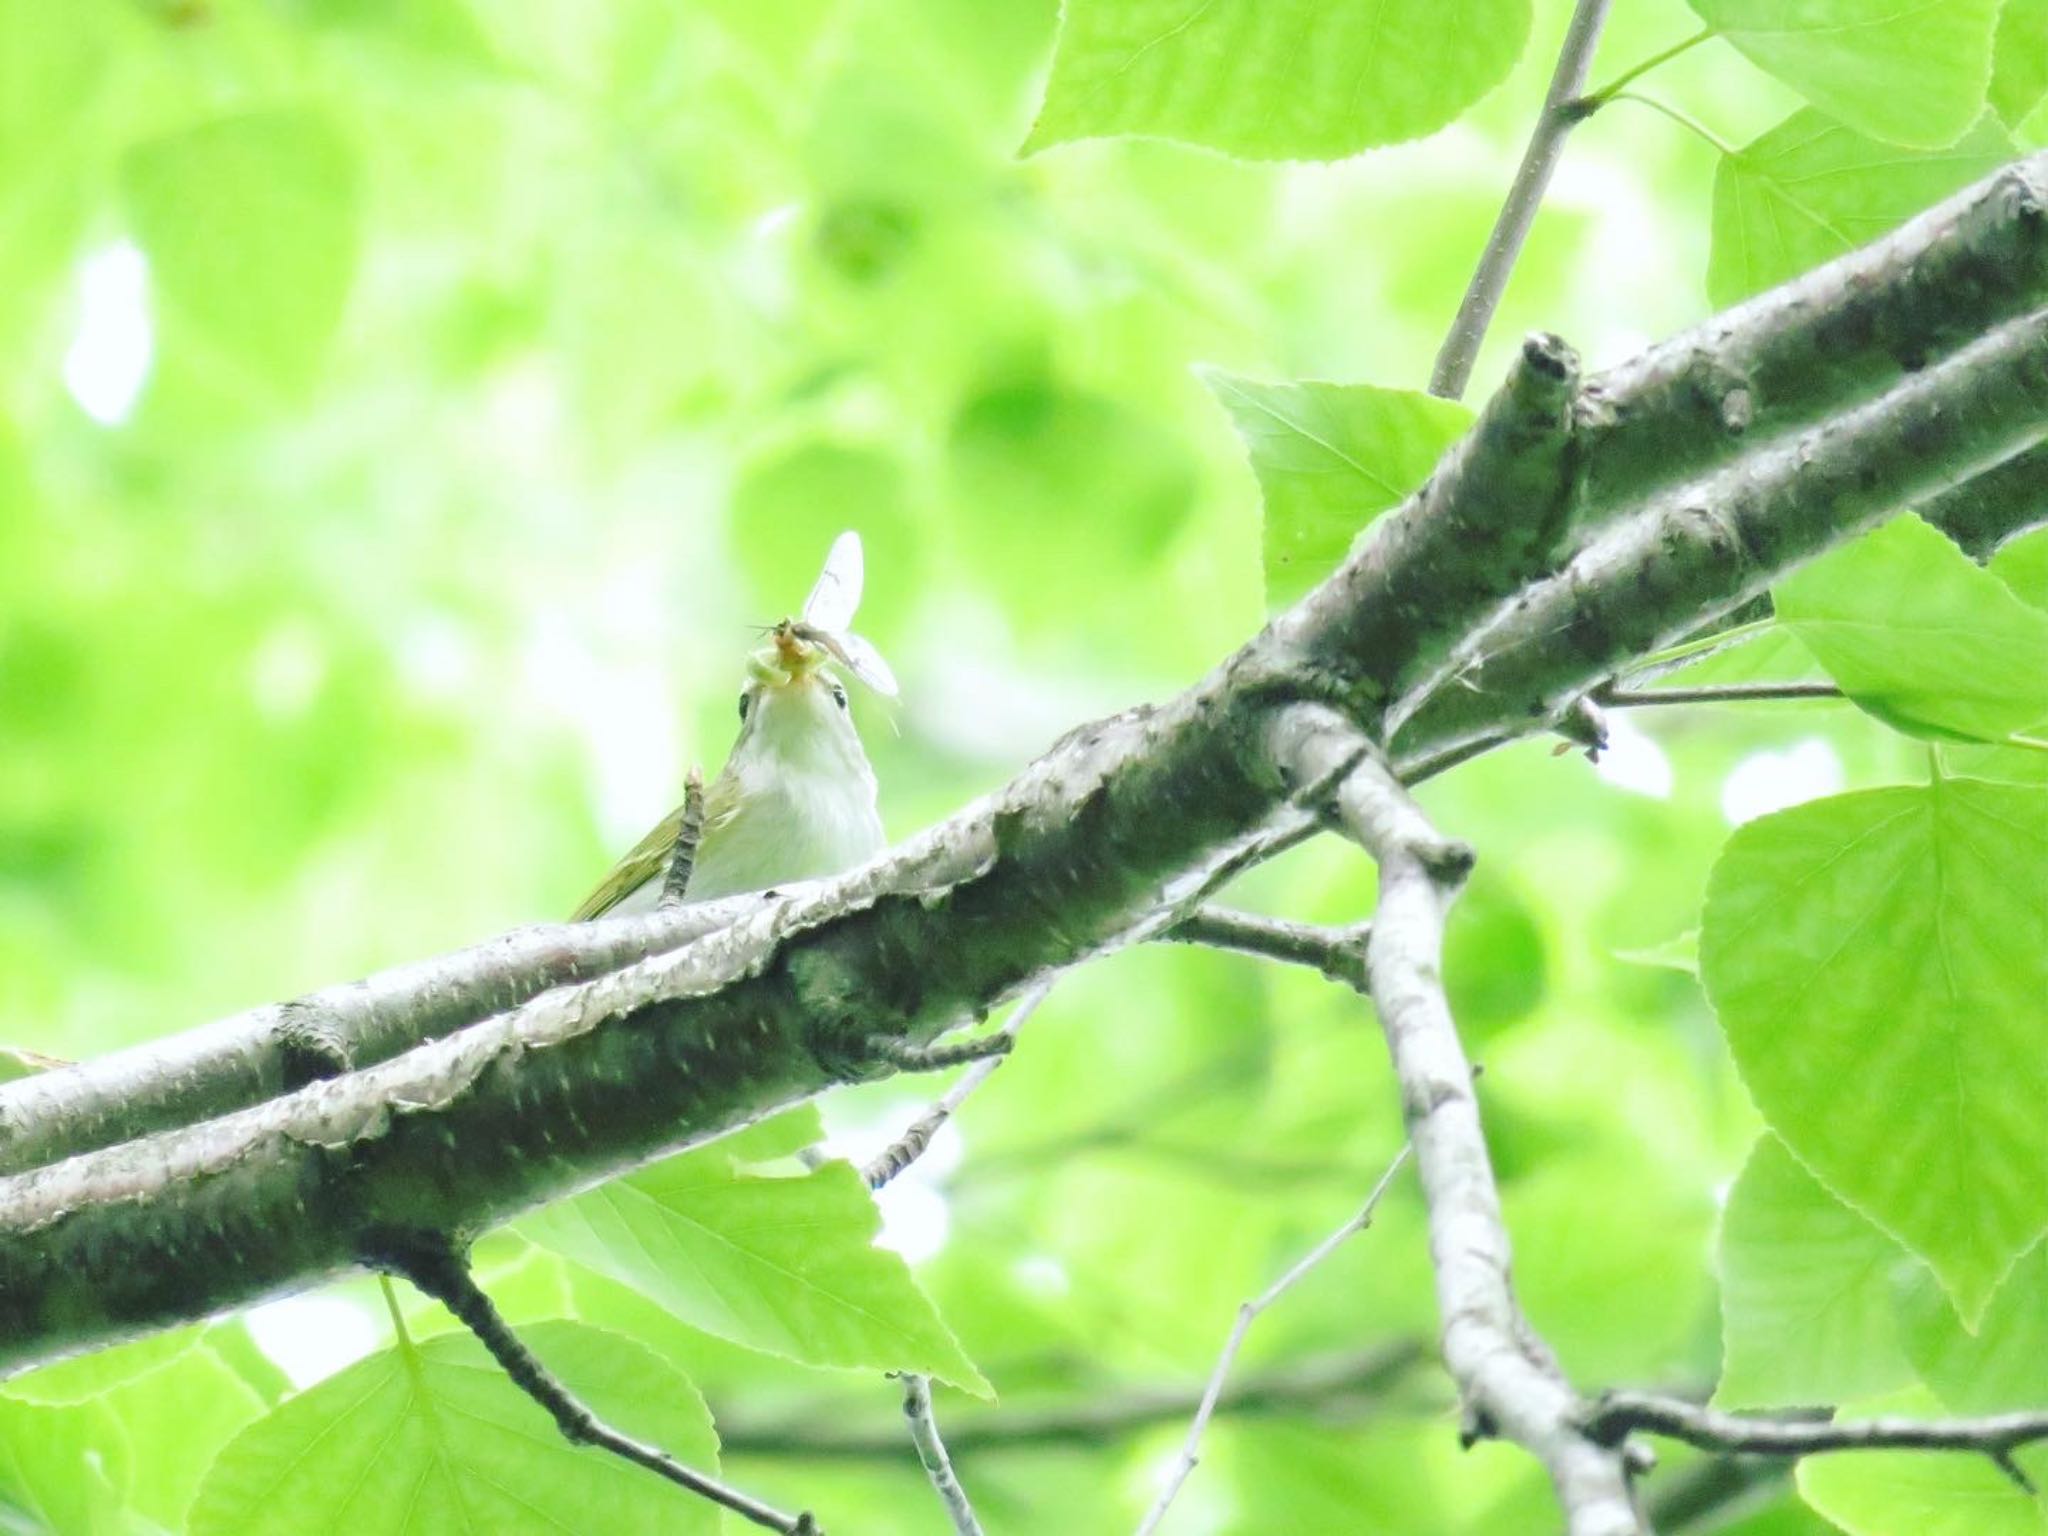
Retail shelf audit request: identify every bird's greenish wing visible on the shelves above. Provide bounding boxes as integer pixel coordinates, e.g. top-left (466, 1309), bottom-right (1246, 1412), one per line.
top-left (569, 773), bottom-right (743, 920)
top-left (571, 805), bottom-right (682, 920)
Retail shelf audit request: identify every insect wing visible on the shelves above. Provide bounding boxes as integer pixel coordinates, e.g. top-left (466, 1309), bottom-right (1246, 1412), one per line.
top-left (802, 530), bottom-right (865, 633)
top-left (823, 629), bottom-right (898, 698)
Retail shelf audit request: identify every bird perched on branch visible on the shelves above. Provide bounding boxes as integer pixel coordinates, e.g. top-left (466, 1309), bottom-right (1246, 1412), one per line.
top-left (573, 531), bottom-right (895, 917)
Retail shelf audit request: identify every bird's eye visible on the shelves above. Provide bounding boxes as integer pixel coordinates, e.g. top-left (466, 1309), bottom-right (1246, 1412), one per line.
top-left (831, 684), bottom-right (849, 710)
top-left (737, 691), bottom-right (753, 721)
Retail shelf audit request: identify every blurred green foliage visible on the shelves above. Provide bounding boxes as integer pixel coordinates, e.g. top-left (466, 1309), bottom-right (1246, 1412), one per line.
top-left (2, 0), bottom-right (2046, 1532)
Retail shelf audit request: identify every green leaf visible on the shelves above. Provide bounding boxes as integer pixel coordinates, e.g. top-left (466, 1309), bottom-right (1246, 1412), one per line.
top-left (1687, 0), bottom-right (2000, 148)
top-left (122, 109), bottom-right (363, 391)
top-left (1716, 1134), bottom-right (1916, 1409)
top-left (190, 1321), bottom-right (718, 1536)
top-left (1702, 778), bottom-right (2048, 1323)
top-left (1504, 1155), bottom-right (1715, 1381)
top-left (1797, 1389), bottom-right (2045, 1535)
top-left (1205, 373), bottom-right (1472, 608)
top-left (1992, 0), bottom-right (2048, 128)
top-left (1708, 110), bottom-right (2013, 308)
top-left (521, 1156), bottom-right (988, 1393)
top-left (1024, 0), bottom-right (1532, 161)
top-left (1992, 527), bottom-right (2048, 614)
top-left (714, 1103), bottom-right (826, 1166)
top-left (102, 1336), bottom-right (271, 1532)
top-left (0, 1392), bottom-right (127, 1535)
top-left (1897, 1240), bottom-right (2048, 1413)
top-left (1776, 514), bottom-right (2048, 744)
top-left (1, 1326), bottom-right (195, 1405)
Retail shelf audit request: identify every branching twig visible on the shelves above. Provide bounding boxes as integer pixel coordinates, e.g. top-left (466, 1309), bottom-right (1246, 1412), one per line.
top-left (1431, 0), bottom-right (1614, 398)
top-left (1134, 1143), bottom-right (1413, 1535)
top-left (375, 1233), bottom-right (817, 1535)
top-left (658, 767), bottom-right (708, 907)
top-left (864, 985), bottom-right (1052, 1189)
top-left (1159, 908), bottom-right (1371, 991)
top-left (1275, 709), bottom-right (1645, 1536)
top-left (901, 1374), bottom-right (984, 1536)
top-left (1586, 1391), bottom-right (2048, 1490)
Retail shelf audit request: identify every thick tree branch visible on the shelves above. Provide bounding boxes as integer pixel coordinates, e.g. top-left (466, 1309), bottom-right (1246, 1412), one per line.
top-left (1587, 1392), bottom-right (2048, 1488)
top-left (0, 894), bottom-right (780, 1176)
top-left (1276, 712), bottom-right (1644, 1536)
top-left (1430, 0), bottom-right (1613, 399)
top-left (900, 1375), bottom-right (984, 1536)
top-left (1573, 155), bottom-right (2048, 530)
top-left (2, 159), bottom-right (2046, 1380)
top-left (1401, 308), bottom-right (2048, 755)
top-left (1289, 330), bottom-right (1584, 715)
top-left (1135, 1143), bottom-right (1411, 1535)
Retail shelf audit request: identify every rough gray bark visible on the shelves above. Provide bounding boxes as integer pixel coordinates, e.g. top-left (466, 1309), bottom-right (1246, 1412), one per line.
top-left (0, 893), bottom-right (781, 1176)
top-left (1573, 156), bottom-right (2048, 528)
top-left (1921, 439), bottom-right (2048, 559)
top-left (1400, 307), bottom-right (2048, 754)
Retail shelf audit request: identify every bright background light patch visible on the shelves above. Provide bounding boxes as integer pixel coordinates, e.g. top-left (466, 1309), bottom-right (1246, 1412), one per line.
top-left (1720, 738), bottom-right (1846, 825)
top-left (244, 1292), bottom-right (381, 1389)
top-left (62, 242), bottom-right (153, 425)
top-left (1595, 714), bottom-right (1674, 800)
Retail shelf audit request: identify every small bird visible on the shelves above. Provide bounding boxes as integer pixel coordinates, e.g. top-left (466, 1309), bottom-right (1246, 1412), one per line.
top-left (573, 531), bottom-right (896, 919)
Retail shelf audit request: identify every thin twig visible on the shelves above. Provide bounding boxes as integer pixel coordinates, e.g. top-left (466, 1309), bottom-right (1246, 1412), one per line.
top-left (867, 1033), bottom-right (1015, 1074)
top-left (864, 984), bottom-right (1052, 1189)
top-left (1160, 908), bottom-right (1372, 991)
top-left (1609, 91), bottom-right (1737, 157)
top-left (1133, 1143), bottom-right (1413, 1535)
top-left (901, 1375), bottom-right (984, 1535)
top-left (715, 1344), bottom-right (1431, 1460)
top-left (658, 767), bottom-right (708, 907)
top-left (377, 1233), bottom-right (818, 1535)
top-left (1574, 26), bottom-right (1712, 108)
top-left (1599, 681), bottom-right (1843, 708)
top-left (1587, 1392), bottom-right (2048, 1491)
top-left (1430, 0), bottom-right (1614, 398)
